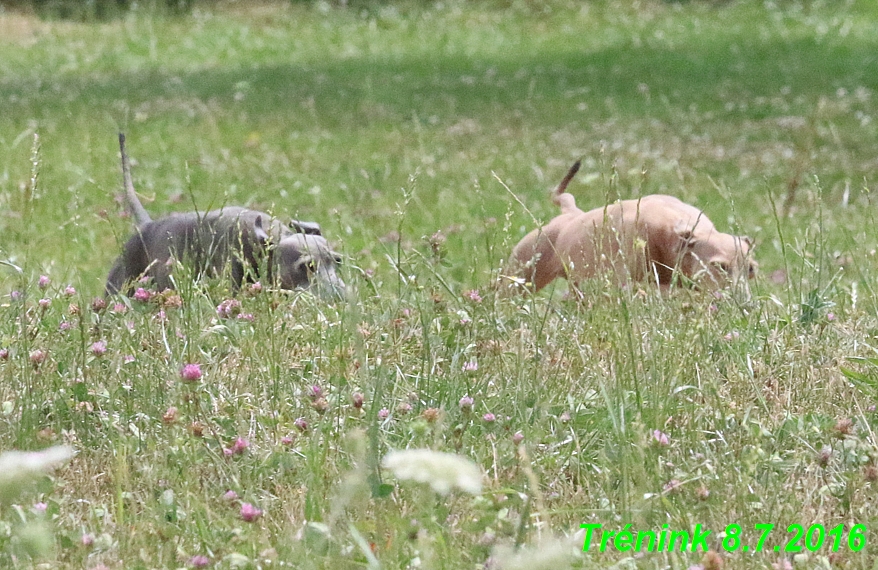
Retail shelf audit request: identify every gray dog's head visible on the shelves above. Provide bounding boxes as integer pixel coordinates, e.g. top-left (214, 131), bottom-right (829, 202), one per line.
top-left (255, 217), bottom-right (346, 300)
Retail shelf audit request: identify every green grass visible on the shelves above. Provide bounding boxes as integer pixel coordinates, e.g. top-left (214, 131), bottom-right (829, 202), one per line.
top-left (2, 0), bottom-right (878, 568)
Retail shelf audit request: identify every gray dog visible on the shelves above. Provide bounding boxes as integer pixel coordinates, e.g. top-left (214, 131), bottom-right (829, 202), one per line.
top-left (106, 134), bottom-right (345, 299)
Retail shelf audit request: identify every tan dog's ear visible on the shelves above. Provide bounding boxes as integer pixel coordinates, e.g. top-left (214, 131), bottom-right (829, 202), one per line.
top-left (741, 235), bottom-right (754, 248)
top-left (674, 220), bottom-right (695, 246)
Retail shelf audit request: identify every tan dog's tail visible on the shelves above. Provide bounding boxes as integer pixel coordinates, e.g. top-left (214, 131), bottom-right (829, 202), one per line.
top-left (551, 160), bottom-right (581, 215)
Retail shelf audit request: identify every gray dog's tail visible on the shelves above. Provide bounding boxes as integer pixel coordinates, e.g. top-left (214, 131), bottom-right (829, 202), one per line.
top-left (551, 159), bottom-right (581, 215)
top-left (119, 133), bottom-right (151, 227)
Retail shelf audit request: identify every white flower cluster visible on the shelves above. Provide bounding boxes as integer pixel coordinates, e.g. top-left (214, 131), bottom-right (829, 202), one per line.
top-left (0, 445), bottom-right (74, 499)
top-left (382, 449), bottom-right (483, 496)
top-left (491, 536), bottom-right (581, 570)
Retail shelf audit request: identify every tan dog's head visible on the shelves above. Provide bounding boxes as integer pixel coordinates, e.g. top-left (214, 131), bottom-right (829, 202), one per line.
top-left (674, 220), bottom-right (757, 297)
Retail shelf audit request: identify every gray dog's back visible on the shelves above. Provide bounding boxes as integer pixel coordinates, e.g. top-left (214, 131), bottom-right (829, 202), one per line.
top-left (106, 207), bottom-right (279, 294)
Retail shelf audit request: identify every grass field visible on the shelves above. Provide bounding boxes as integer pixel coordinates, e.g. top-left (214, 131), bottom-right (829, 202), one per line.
top-left (2, 0), bottom-right (878, 568)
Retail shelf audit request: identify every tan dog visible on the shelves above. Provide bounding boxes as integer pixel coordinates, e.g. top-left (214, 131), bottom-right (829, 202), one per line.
top-left (504, 161), bottom-right (756, 296)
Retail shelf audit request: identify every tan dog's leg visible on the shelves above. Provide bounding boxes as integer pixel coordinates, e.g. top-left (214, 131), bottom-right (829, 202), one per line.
top-left (500, 160), bottom-right (585, 294)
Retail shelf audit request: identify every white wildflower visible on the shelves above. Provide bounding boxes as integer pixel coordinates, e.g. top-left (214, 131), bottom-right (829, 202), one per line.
top-left (223, 553), bottom-right (252, 568)
top-left (382, 449), bottom-right (483, 495)
top-left (0, 445), bottom-right (74, 500)
top-left (491, 536), bottom-right (581, 570)
top-left (0, 445), bottom-right (74, 482)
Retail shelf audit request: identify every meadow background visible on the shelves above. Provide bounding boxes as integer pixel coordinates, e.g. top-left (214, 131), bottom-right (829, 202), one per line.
top-left (1, 0), bottom-right (878, 568)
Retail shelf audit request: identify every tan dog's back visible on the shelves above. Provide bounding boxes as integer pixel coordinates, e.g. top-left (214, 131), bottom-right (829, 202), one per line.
top-left (505, 164), bottom-right (756, 294)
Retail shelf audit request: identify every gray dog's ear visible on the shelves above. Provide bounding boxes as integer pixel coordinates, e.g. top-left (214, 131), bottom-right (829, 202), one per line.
top-left (254, 215), bottom-right (271, 244)
top-left (290, 220), bottom-right (322, 236)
